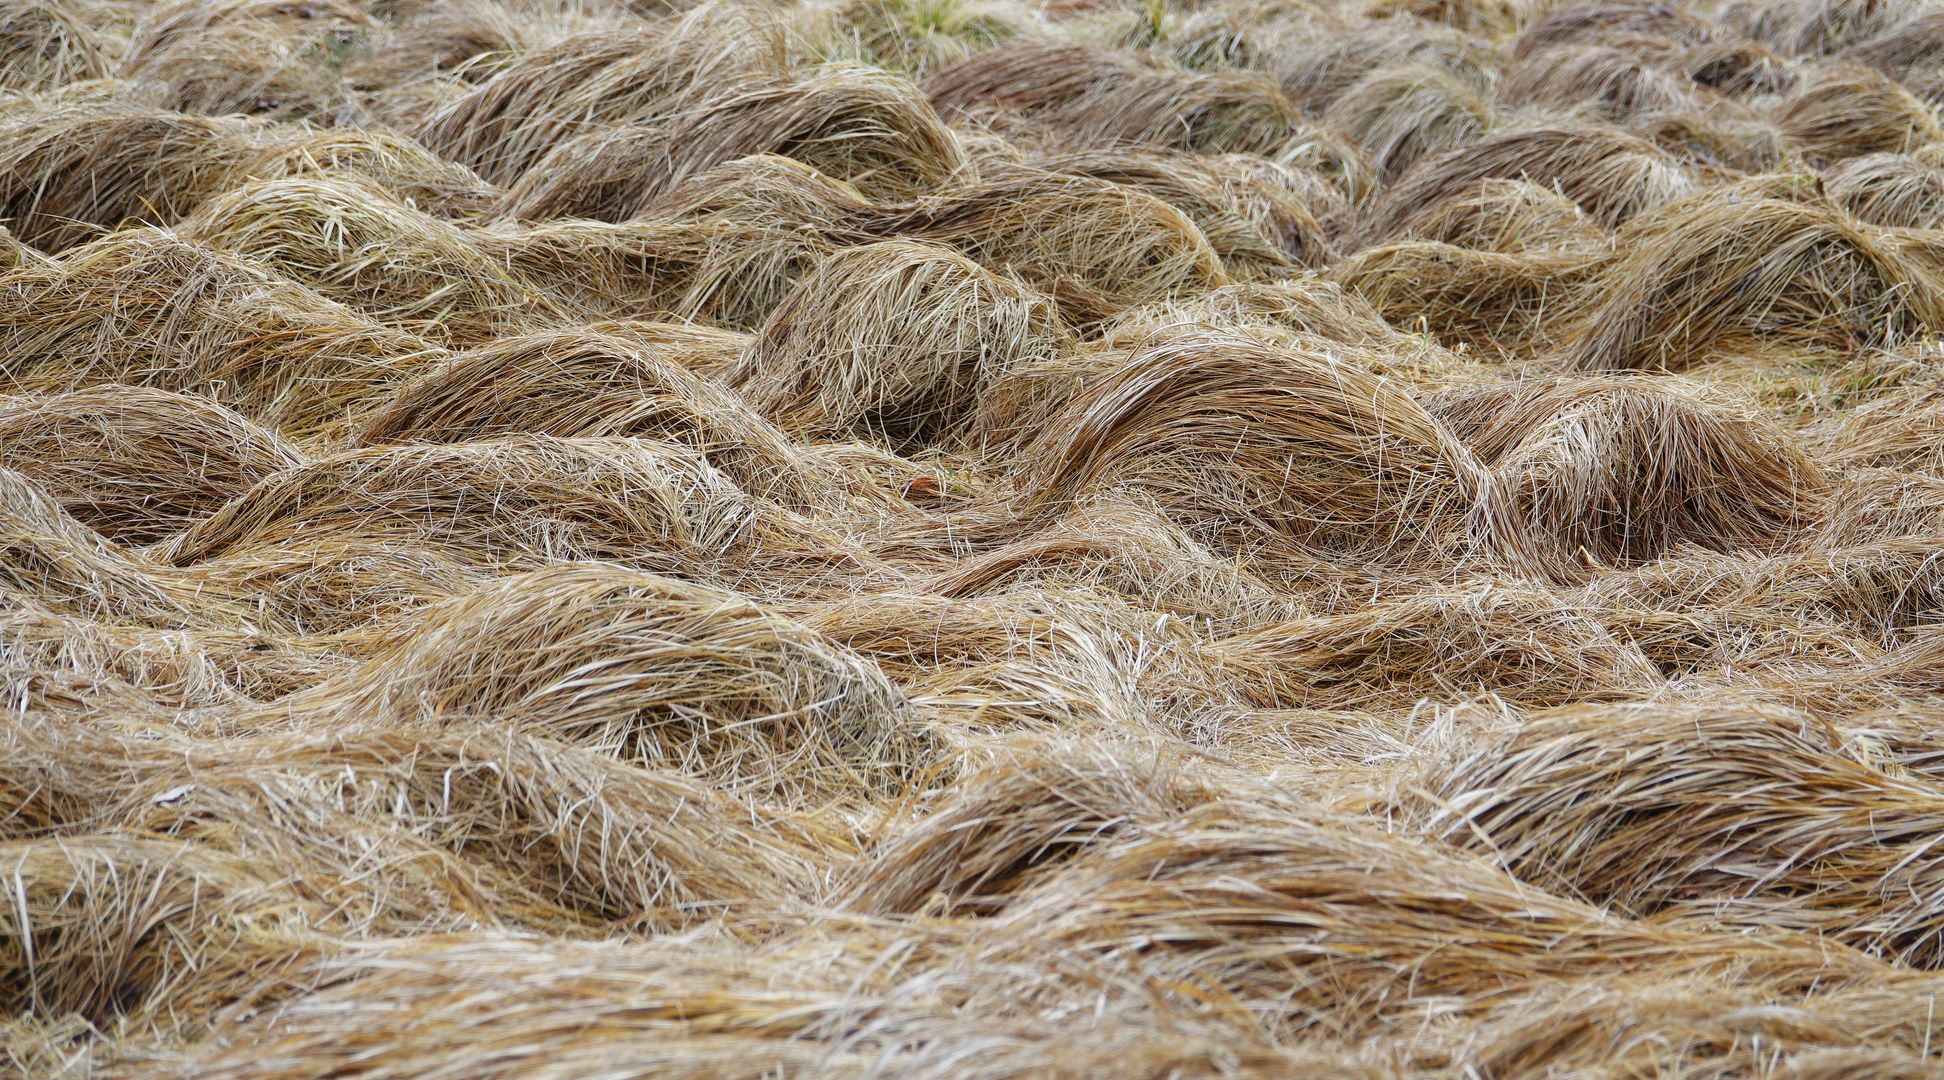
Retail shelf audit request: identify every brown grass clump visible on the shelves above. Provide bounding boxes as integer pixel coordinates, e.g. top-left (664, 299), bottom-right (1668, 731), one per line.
top-left (994, 328), bottom-right (1485, 563)
top-left (1459, 376), bottom-right (1825, 577)
top-left (240, 126), bottom-right (502, 217)
top-left (1375, 176), bottom-right (1607, 252)
top-left (153, 437), bottom-right (758, 575)
top-left (127, 933), bottom-right (1373, 1080)
top-left (883, 172), bottom-right (1228, 325)
top-left (1511, 0), bottom-right (1730, 58)
top-left (1370, 125), bottom-right (1696, 237)
top-left (1276, 20), bottom-right (1497, 114)
top-left (0, 223), bottom-right (43, 268)
top-left (4, 713), bottom-right (828, 932)
top-left (985, 800), bottom-right (1903, 1041)
top-left (837, 735), bottom-right (1212, 915)
top-left (1421, 701), bottom-right (1944, 966)
top-left (0, 386), bottom-right (302, 544)
top-left (1824, 151), bottom-right (1944, 228)
top-left (0, 228), bottom-right (434, 439)
top-left (0, 0), bottom-right (104, 90)
top-left (1498, 43), bottom-right (1704, 120)
top-left (1775, 63), bottom-right (1944, 163)
top-left (117, 0), bottom-right (373, 120)
top-left (0, 466), bottom-right (211, 626)
top-left (500, 64), bottom-right (963, 219)
top-left (277, 563), bottom-right (928, 803)
top-left (1821, 377), bottom-right (1944, 477)
top-left (477, 213), bottom-right (836, 332)
top-left (1334, 241), bottom-right (1605, 354)
top-left (916, 494), bottom-right (1291, 623)
top-left (177, 175), bottom-right (560, 344)
top-left (812, 0), bottom-right (1040, 77)
top-left (0, 102), bottom-right (262, 250)
top-left (16, 0), bottom-right (1944, 1071)
top-left (727, 240), bottom-right (1068, 448)
top-left (1210, 580), bottom-right (1662, 710)
top-left (407, 12), bottom-right (786, 184)
top-left (1841, 9), bottom-right (1944, 100)
top-left (0, 834), bottom-right (317, 1027)
top-left (1003, 150), bottom-right (1333, 273)
top-left (1559, 192), bottom-right (1941, 372)
top-left (924, 42), bottom-right (1327, 159)
top-left (351, 324), bottom-right (810, 502)
top-left (1322, 63), bottom-right (1492, 182)
top-left (1720, 0), bottom-right (1897, 56)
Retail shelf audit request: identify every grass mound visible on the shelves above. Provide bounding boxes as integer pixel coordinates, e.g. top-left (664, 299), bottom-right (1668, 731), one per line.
top-left (1560, 192), bottom-right (1940, 371)
top-left (279, 563), bottom-right (929, 803)
top-left (1370, 125), bottom-right (1695, 235)
top-left (0, 386), bottom-right (301, 544)
top-left (178, 175), bottom-right (560, 344)
top-left (0, 228), bottom-right (432, 439)
top-left (996, 327), bottom-right (1485, 562)
top-left (500, 64), bottom-right (963, 219)
top-left (1422, 702), bottom-right (1944, 965)
top-left (1462, 376), bottom-right (1825, 576)
top-left (729, 240), bottom-right (1068, 447)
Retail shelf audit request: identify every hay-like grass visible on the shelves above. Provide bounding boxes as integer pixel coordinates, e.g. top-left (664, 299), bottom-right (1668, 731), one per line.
top-left (500, 63), bottom-right (963, 219)
top-left (1334, 241), bottom-right (1606, 355)
top-left (1374, 176), bottom-right (1607, 252)
top-left (0, 0), bottom-right (105, 90)
top-left (924, 42), bottom-right (1331, 159)
top-left (10, 0), bottom-right (1944, 1070)
top-left (117, 0), bottom-right (373, 120)
top-left (1001, 149), bottom-right (1332, 273)
top-left (0, 466), bottom-right (212, 626)
top-left (1323, 62), bottom-right (1492, 182)
top-left (1721, 0), bottom-right (1897, 56)
top-left (810, 0), bottom-right (1040, 77)
top-left (0, 102), bottom-right (263, 251)
top-left (992, 327), bottom-right (1486, 563)
top-left (1370, 124), bottom-right (1696, 236)
top-left (4, 712), bottom-right (829, 933)
top-left (1498, 43), bottom-right (1704, 120)
top-left (1209, 579), bottom-right (1662, 711)
top-left (352, 324), bottom-right (812, 503)
top-left (276, 562), bottom-right (930, 804)
top-left (1511, 0), bottom-right (1729, 60)
top-left (728, 240), bottom-right (1068, 448)
top-left (0, 834), bottom-right (318, 1027)
top-left (1457, 376), bottom-right (1826, 578)
top-left (178, 175), bottom-right (561, 344)
top-left (1775, 62), bottom-right (1944, 163)
top-left (153, 436), bottom-right (758, 575)
top-left (1277, 19), bottom-right (1497, 114)
top-left (0, 228), bottom-right (435, 440)
top-left (408, 10), bottom-right (786, 184)
top-left (1559, 191), bottom-right (1942, 371)
top-left (985, 799), bottom-right (1907, 1040)
top-left (1825, 150), bottom-right (1944, 228)
top-left (475, 210), bottom-right (837, 331)
top-left (1421, 700), bottom-right (1944, 966)
top-left (879, 171), bottom-right (1228, 325)
top-left (0, 386), bottom-right (302, 544)
top-left (241, 126), bottom-right (502, 218)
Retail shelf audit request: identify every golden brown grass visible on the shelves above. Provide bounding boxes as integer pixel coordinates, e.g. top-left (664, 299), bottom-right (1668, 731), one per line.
top-left (10, 0), bottom-right (1944, 1073)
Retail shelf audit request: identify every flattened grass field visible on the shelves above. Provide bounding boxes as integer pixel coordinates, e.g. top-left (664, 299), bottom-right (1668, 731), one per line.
top-left (7, 0), bottom-right (1944, 1072)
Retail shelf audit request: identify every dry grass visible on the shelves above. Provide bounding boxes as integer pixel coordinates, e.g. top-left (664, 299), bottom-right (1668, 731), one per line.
top-left (10, 0), bottom-right (1944, 1073)
top-left (1560, 189), bottom-right (1943, 371)
top-left (729, 240), bottom-right (1068, 447)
